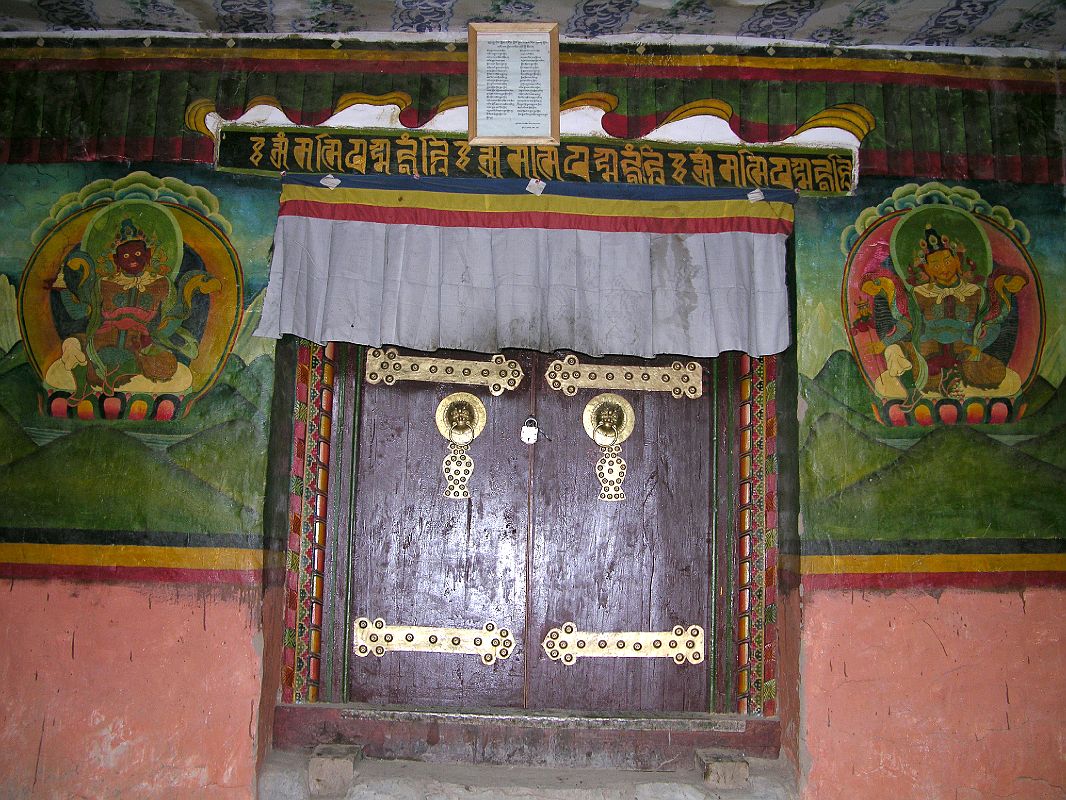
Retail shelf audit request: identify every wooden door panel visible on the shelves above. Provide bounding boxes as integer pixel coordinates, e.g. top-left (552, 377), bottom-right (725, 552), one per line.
top-left (347, 352), bottom-right (532, 708)
top-left (527, 355), bottom-right (712, 712)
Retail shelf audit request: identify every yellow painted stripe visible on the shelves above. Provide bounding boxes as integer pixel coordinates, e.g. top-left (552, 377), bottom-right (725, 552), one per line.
top-left (281, 185), bottom-right (794, 221)
top-left (0, 543), bottom-right (263, 571)
top-left (0, 46), bottom-right (1054, 84)
top-left (560, 52), bottom-right (1056, 83)
top-left (801, 553), bottom-right (1066, 575)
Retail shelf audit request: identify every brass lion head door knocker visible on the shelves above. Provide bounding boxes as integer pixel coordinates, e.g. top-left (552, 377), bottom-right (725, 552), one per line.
top-left (436, 392), bottom-right (487, 499)
top-left (583, 393), bottom-right (635, 501)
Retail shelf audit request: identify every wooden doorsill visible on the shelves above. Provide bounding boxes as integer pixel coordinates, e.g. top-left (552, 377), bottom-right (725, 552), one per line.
top-left (273, 703), bottom-right (779, 771)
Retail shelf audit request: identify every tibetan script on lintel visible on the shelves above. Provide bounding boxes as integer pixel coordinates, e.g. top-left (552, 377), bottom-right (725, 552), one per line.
top-left (215, 127), bottom-right (855, 195)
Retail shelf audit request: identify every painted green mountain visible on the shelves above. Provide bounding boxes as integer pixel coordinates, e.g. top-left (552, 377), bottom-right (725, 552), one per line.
top-left (998, 378), bottom-right (1066, 435)
top-left (800, 351), bottom-right (920, 445)
top-left (803, 349), bottom-right (1064, 443)
top-left (167, 417), bottom-right (268, 514)
top-left (219, 353), bottom-right (275, 410)
top-left (0, 426), bottom-right (248, 533)
top-left (800, 412), bottom-right (902, 502)
top-left (1017, 421), bottom-right (1066, 471)
top-left (809, 349), bottom-right (877, 416)
top-left (806, 426), bottom-right (1066, 542)
top-left (232, 289), bottom-right (277, 365)
top-left (0, 362), bottom-right (41, 424)
top-left (0, 401), bottom-right (36, 466)
top-left (0, 339), bottom-right (26, 378)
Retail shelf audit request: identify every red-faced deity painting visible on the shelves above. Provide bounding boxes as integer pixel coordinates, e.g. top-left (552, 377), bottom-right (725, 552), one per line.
top-left (18, 179), bottom-right (243, 420)
top-left (842, 185), bottom-right (1044, 426)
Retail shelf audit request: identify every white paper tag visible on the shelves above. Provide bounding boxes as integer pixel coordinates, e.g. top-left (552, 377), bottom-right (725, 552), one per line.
top-left (526, 178), bottom-right (547, 196)
top-left (746, 188), bottom-right (765, 203)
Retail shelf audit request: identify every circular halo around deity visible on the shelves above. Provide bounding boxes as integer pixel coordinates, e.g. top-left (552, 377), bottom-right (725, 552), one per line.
top-left (81, 198), bottom-right (184, 275)
top-left (582, 392), bottom-right (635, 447)
top-left (889, 204), bottom-right (992, 282)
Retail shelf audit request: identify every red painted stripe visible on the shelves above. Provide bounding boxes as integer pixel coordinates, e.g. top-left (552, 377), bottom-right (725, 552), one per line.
top-left (969, 153), bottom-right (997, 181)
top-left (996, 153), bottom-right (1024, 183)
top-left (0, 561), bottom-right (262, 585)
top-left (1021, 153), bottom-right (1050, 184)
top-left (800, 570), bottom-right (1066, 591)
top-left (913, 150), bottom-right (941, 180)
top-left (4, 56), bottom-right (466, 77)
top-left (561, 61), bottom-right (1058, 94)
top-left (94, 135), bottom-right (128, 159)
top-left (4, 55), bottom-right (1056, 94)
top-left (601, 111), bottom-right (662, 139)
top-left (860, 149), bottom-right (890, 175)
top-left (151, 136), bottom-right (184, 162)
top-left (37, 136), bottom-right (67, 163)
top-left (735, 119), bottom-right (797, 144)
top-left (940, 153), bottom-right (971, 180)
top-left (280, 199), bottom-right (793, 235)
top-left (7, 136), bottom-right (41, 163)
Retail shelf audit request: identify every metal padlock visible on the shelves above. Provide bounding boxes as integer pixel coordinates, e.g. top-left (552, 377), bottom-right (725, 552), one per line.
top-left (520, 416), bottom-right (540, 444)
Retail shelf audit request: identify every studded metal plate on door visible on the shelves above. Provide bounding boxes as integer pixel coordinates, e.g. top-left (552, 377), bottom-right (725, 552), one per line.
top-left (545, 354), bottom-right (702, 398)
top-left (542, 622), bottom-right (705, 665)
top-left (353, 617), bottom-right (516, 665)
top-left (366, 347), bottom-right (524, 395)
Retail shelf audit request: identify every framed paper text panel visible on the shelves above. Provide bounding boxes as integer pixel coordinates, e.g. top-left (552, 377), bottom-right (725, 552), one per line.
top-left (468, 22), bottom-right (560, 146)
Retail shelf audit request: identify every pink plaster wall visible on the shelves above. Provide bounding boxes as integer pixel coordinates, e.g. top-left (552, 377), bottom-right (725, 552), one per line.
top-left (799, 586), bottom-right (1066, 800)
top-left (0, 579), bottom-right (265, 800)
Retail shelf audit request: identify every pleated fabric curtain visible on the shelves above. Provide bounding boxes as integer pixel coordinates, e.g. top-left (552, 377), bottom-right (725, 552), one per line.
top-left (255, 174), bottom-right (795, 359)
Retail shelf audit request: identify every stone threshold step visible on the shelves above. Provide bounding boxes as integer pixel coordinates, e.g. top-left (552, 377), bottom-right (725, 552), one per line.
top-left (274, 704), bottom-right (779, 771)
top-left (259, 748), bottom-right (798, 800)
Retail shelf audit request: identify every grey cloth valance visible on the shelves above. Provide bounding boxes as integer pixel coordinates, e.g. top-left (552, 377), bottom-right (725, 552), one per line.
top-left (255, 175), bottom-right (794, 358)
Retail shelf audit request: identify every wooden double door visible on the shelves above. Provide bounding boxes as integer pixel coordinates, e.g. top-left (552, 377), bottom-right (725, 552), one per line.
top-left (345, 349), bottom-right (716, 713)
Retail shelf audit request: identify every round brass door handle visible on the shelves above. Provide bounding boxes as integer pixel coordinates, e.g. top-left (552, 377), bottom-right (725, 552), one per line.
top-left (582, 393), bottom-right (635, 447)
top-left (436, 391), bottom-right (487, 445)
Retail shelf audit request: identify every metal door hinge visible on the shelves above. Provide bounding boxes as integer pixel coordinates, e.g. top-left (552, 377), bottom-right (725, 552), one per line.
top-left (542, 622), bottom-right (705, 665)
top-left (545, 354), bottom-right (702, 398)
top-left (353, 617), bottom-right (516, 665)
top-left (366, 347), bottom-right (524, 395)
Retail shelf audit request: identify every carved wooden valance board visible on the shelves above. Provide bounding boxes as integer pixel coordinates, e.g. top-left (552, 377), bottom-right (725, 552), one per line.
top-left (215, 128), bottom-right (856, 194)
top-left (0, 39), bottom-right (1059, 185)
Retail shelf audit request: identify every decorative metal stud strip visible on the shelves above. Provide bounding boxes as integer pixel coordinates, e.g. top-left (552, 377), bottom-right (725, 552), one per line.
top-left (365, 347), bottom-right (524, 395)
top-left (353, 617), bottom-right (516, 665)
top-left (541, 622), bottom-right (705, 665)
top-left (545, 354), bottom-right (702, 398)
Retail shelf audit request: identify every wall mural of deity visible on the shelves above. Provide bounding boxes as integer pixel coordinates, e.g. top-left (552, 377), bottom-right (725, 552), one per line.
top-left (796, 179), bottom-right (1064, 545)
top-left (19, 176), bottom-right (243, 420)
top-left (0, 167), bottom-right (278, 536)
top-left (841, 183), bottom-right (1044, 426)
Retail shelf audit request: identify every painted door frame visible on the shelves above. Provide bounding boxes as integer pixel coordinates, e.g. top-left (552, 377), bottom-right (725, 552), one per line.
top-left (311, 344), bottom-right (765, 714)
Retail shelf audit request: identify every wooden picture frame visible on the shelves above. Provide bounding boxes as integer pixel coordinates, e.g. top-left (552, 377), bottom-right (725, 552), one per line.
top-left (468, 22), bottom-right (560, 146)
